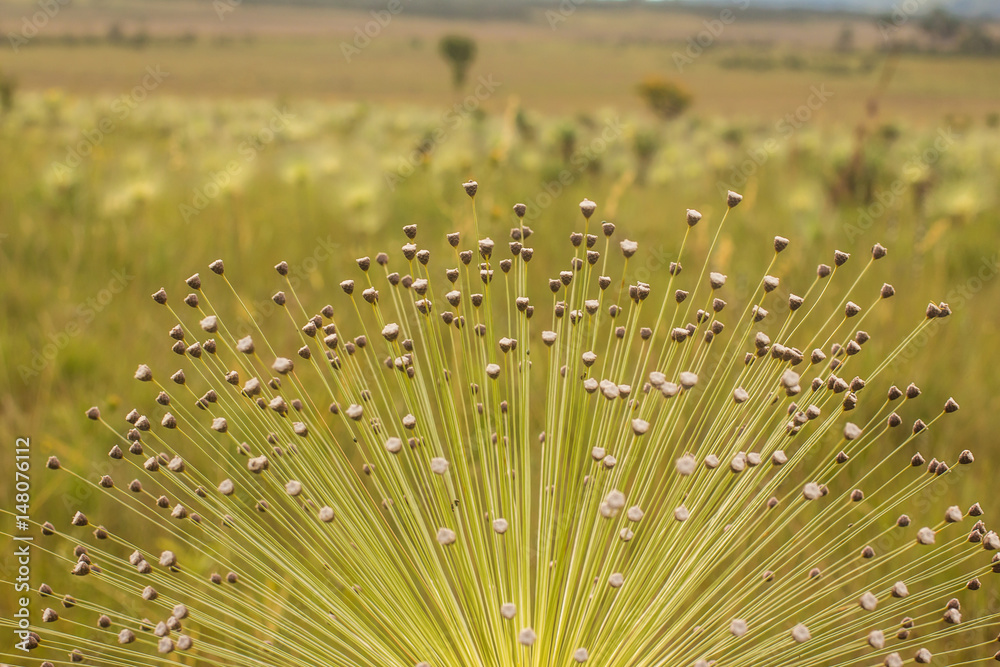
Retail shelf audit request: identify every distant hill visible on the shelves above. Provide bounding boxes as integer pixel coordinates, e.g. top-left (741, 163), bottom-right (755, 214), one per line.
top-left (724, 0), bottom-right (999, 18)
top-left (108, 0), bottom-right (1000, 21)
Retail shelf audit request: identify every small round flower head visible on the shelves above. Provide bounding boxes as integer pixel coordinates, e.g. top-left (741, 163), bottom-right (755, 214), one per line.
top-left (626, 506), bottom-right (644, 522)
top-left (492, 518), bottom-right (509, 534)
top-left (620, 239), bottom-right (638, 258)
top-left (780, 369), bottom-right (799, 389)
top-left (437, 527), bottom-right (457, 546)
top-left (726, 190), bottom-right (743, 207)
top-left (606, 489), bottom-right (626, 510)
top-left (983, 531), bottom-right (1000, 550)
top-left (579, 198), bottom-right (596, 219)
top-left (709, 272), bottom-right (726, 289)
top-left (236, 336), bottom-right (255, 354)
top-left (844, 422), bottom-right (862, 440)
top-left (802, 483), bottom-right (821, 500)
top-left (791, 623), bottom-right (811, 643)
top-left (318, 506), bottom-right (335, 523)
top-left (674, 505), bottom-right (690, 522)
top-left (430, 457), bottom-right (449, 475)
top-left (153, 551), bottom-right (177, 571)
top-left (917, 527), bottom-right (936, 545)
top-left (381, 322), bottom-right (400, 341)
top-left (676, 455), bottom-right (696, 475)
top-left (134, 364), bottom-right (153, 381)
top-left (730, 618), bottom-right (748, 637)
top-left (631, 419), bottom-right (649, 435)
top-left (573, 647), bottom-right (589, 662)
top-left (884, 653), bottom-right (903, 667)
top-left (608, 572), bottom-right (624, 588)
top-left (463, 180), bottom-right (478, 197)
top-left (384, 437), bottom-right (403, 454)
top-left (686, 209), bottom-right (702, 226)
top-left (518, 627), bottom-right (536, 646)
top-left (859, 591), bottom-right (878, 611)
top-left (774, 235), bottom-right (789, 252)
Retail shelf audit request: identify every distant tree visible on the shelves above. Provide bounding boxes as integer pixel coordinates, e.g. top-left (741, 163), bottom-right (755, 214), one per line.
top-left (438, 35), bottom-right (477, 90)
top-left (958, 26), bottom-right (998, 55)
top-left (0, 70), bottom-right (16, 115)
top-left (632, 128), bottom-right (661, 185)
top-left (106, 22), bottom-right (125, 45)
top-left (835, 24), bottom-right (855, 53)
top-left (635, 75), bottom-right (693, 121)
top-left (556, 122), bottom-right (576, 164)
top-left (919, 8), bottom-right (962, 42)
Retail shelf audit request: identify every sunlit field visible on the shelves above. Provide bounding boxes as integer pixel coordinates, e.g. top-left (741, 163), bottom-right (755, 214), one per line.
top-left (2, 2), bottom-right (1000, 665)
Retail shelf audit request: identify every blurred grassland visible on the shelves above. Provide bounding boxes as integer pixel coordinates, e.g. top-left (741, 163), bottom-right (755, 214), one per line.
top-left (2, 91), bottom-right (998, 491)
top-left (0, 1), bottom-right (999, 608)
top-left (1, 1), bottom-right (999, 118)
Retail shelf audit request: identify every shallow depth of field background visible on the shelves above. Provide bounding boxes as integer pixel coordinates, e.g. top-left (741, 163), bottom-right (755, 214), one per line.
top-left (1, 0), bottom-right (999, 621)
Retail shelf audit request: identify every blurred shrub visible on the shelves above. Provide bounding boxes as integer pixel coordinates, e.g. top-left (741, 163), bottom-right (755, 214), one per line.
top-left (438, 35), bottom-right (478, 90)
top-left (635, 75), bottom-right (693, 121)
